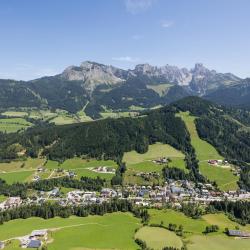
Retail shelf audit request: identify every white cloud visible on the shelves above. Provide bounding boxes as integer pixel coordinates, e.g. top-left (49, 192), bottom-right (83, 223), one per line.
top-left (125, 0), bottom-right (156, 14)
top-left (161, 20), bottom-right (174, 28)
top-left (112, 56), bottom-right (141, 62)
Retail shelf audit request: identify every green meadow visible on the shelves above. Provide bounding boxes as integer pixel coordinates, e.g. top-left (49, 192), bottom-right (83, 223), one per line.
top-left (0, 209), bottom-right (250, 250)
top-left (0, 170), bottom-right (35, 184)
top-left (178, 112), bottom-right (239, 191)
top-left (123, 143), bottom-right (185, 165)
top-left (45, 158), bottom-right (118, 181)
top-left (123, 143), bottom-right (186, 185)
top-left (0, 117), bottom-right (32, 133)
top-left (149, 209), bottom-right (209, 235)
top-left (188, 235), bottom-right (250, 250)
top-left (0, 213), bottom-right (140, 250)
top-left (149, 209), bottom-right (250, 250)
top-left (0, 195), bottom-right (6, 202)
top-left (135, 226), bottom-right (183, 250)
top-left (0, 158), bottom-right (45, 184)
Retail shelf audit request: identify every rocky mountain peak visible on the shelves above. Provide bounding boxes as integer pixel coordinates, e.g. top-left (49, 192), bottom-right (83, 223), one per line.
top-left (61, 61), bottom-right (126, 93)
top-left (59, 60), bottom-right (241, 95)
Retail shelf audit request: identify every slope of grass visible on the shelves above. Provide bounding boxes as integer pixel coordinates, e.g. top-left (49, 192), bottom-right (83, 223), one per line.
top-left (149, 209), bottom-right (209, 235)
top-left (146, 83), bottom-right (173, 97)
top-left (0, 158), bottom-right (44, 173)
top-left (0, 195), bottom-right (7, 203)
top-left (0, 213), bottom-right (140, 250)
top-left (178, 112), bottom-right (239, 191)
top-left (202, 213), bottom-right (250, 232)
top-left (45, 158), bottom-right (117, 181)
top-left (123, 143), bottom-right (184, 165)
top-left (135, 226), bottom-right (182, 250)
top-left (199, 162), bottom-right (239, 191)
top-left (188, 235), bottom-right (250, 250)
top-left (0, 118), bottom-right (32, 133)
top-left (0, 170), bottom-right (35, 184)
top-left (177, 112), bottom-right (222, 161)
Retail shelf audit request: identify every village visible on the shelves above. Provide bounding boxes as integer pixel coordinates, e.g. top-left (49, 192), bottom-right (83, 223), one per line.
top-left (0, 158), bottom-right (249, 249)
top-left (0, 178), bottom-right (250, 249)
top-left (1, 178), bottom-right (250, 212)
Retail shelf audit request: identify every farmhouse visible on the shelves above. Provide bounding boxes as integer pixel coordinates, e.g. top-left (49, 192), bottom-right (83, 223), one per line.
top-left (208, 160), bottom-right (218, 165)
top-left (228, 230), bottom-right (250, 238)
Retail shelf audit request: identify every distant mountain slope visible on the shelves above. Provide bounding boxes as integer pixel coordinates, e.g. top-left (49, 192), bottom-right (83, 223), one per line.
top-left (205, 79), bottom-right (250, 110)
top-left (0, 61), bottom-right (242, 117)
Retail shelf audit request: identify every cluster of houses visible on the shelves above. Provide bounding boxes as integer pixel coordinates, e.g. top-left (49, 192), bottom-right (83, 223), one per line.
top-left (1, 179), bottom-right (250, 212)
top-left (0, 197), bottom-right (22, 211)
top-left (207, 159), bottom-right (228, 166)
top-left (135, 171), bottom-right (160, 180)
top-left (152, 157), bottom-right (168, 165)
top-left (89, 166), bottom-right (116, 174)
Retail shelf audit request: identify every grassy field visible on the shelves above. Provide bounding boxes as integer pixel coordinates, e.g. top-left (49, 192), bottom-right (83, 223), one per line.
top-left (0, 170), bottom-right (35, 184)
top-left (1, 109), bottom-right (93, 126)
top-left (178, 112), bottom-right (239, 191)
top-left (123, 143), bottom-right (186, 185)
top-left (123, 143), bottom-right (185, 165)
top-left (149, 209), bottom-right (209, 235)
top-left (0, 158), bottom-right (45, 184)
top-left (188, 235), bottom-right (250, 250)
top-left (0, 213), bottom-right (140, 250)
top-left (1, 111), bottom-right (28, 117)
top-left (45, 158), bottom-right (117, 181)
top-left (146, 83), bottom-right (173, 96)
top-left (0, 118), bottom-right (32, 133)
top-left (199, 162), bottom-right (239, 191)
top-left (0, 158), bottom-right (45, 173)
top-left (177, 112), bottom-right (223, 161)
top-left (135, 226), bottom-right (183, 249)
top-left (149, 209), bottom-right (250, 250)
top-left (202, 213), bottom-right (250, 232)
top-left (0, 195), bottom-right (6, 203)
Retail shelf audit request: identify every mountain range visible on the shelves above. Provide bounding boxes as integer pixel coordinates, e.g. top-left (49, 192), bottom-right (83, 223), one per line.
top-left (0, 61), bottom-right (249, 118)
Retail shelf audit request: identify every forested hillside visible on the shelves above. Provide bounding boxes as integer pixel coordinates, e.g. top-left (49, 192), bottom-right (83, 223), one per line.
top-left (0, 97), bottom-right (249, 188)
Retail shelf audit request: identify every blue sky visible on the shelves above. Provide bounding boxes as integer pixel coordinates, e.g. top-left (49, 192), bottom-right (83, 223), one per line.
top-left (0, 0), bottom-right (250, 80)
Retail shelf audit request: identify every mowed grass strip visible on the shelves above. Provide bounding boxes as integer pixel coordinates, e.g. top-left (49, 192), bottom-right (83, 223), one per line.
top-left (123, 143), bottom-right (184, 165)
top-left (135, 226), bottom-right (182, 250)
top-left (177, 112), bottom-right (222, 161)
top-left (0, 213), bottom-right (140, 250)
top-left (178, 112), bottom-right (239, 191)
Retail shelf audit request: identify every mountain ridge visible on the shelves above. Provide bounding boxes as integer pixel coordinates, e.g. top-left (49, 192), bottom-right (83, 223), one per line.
top-left (0, 61), bottom-right (246, 117)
